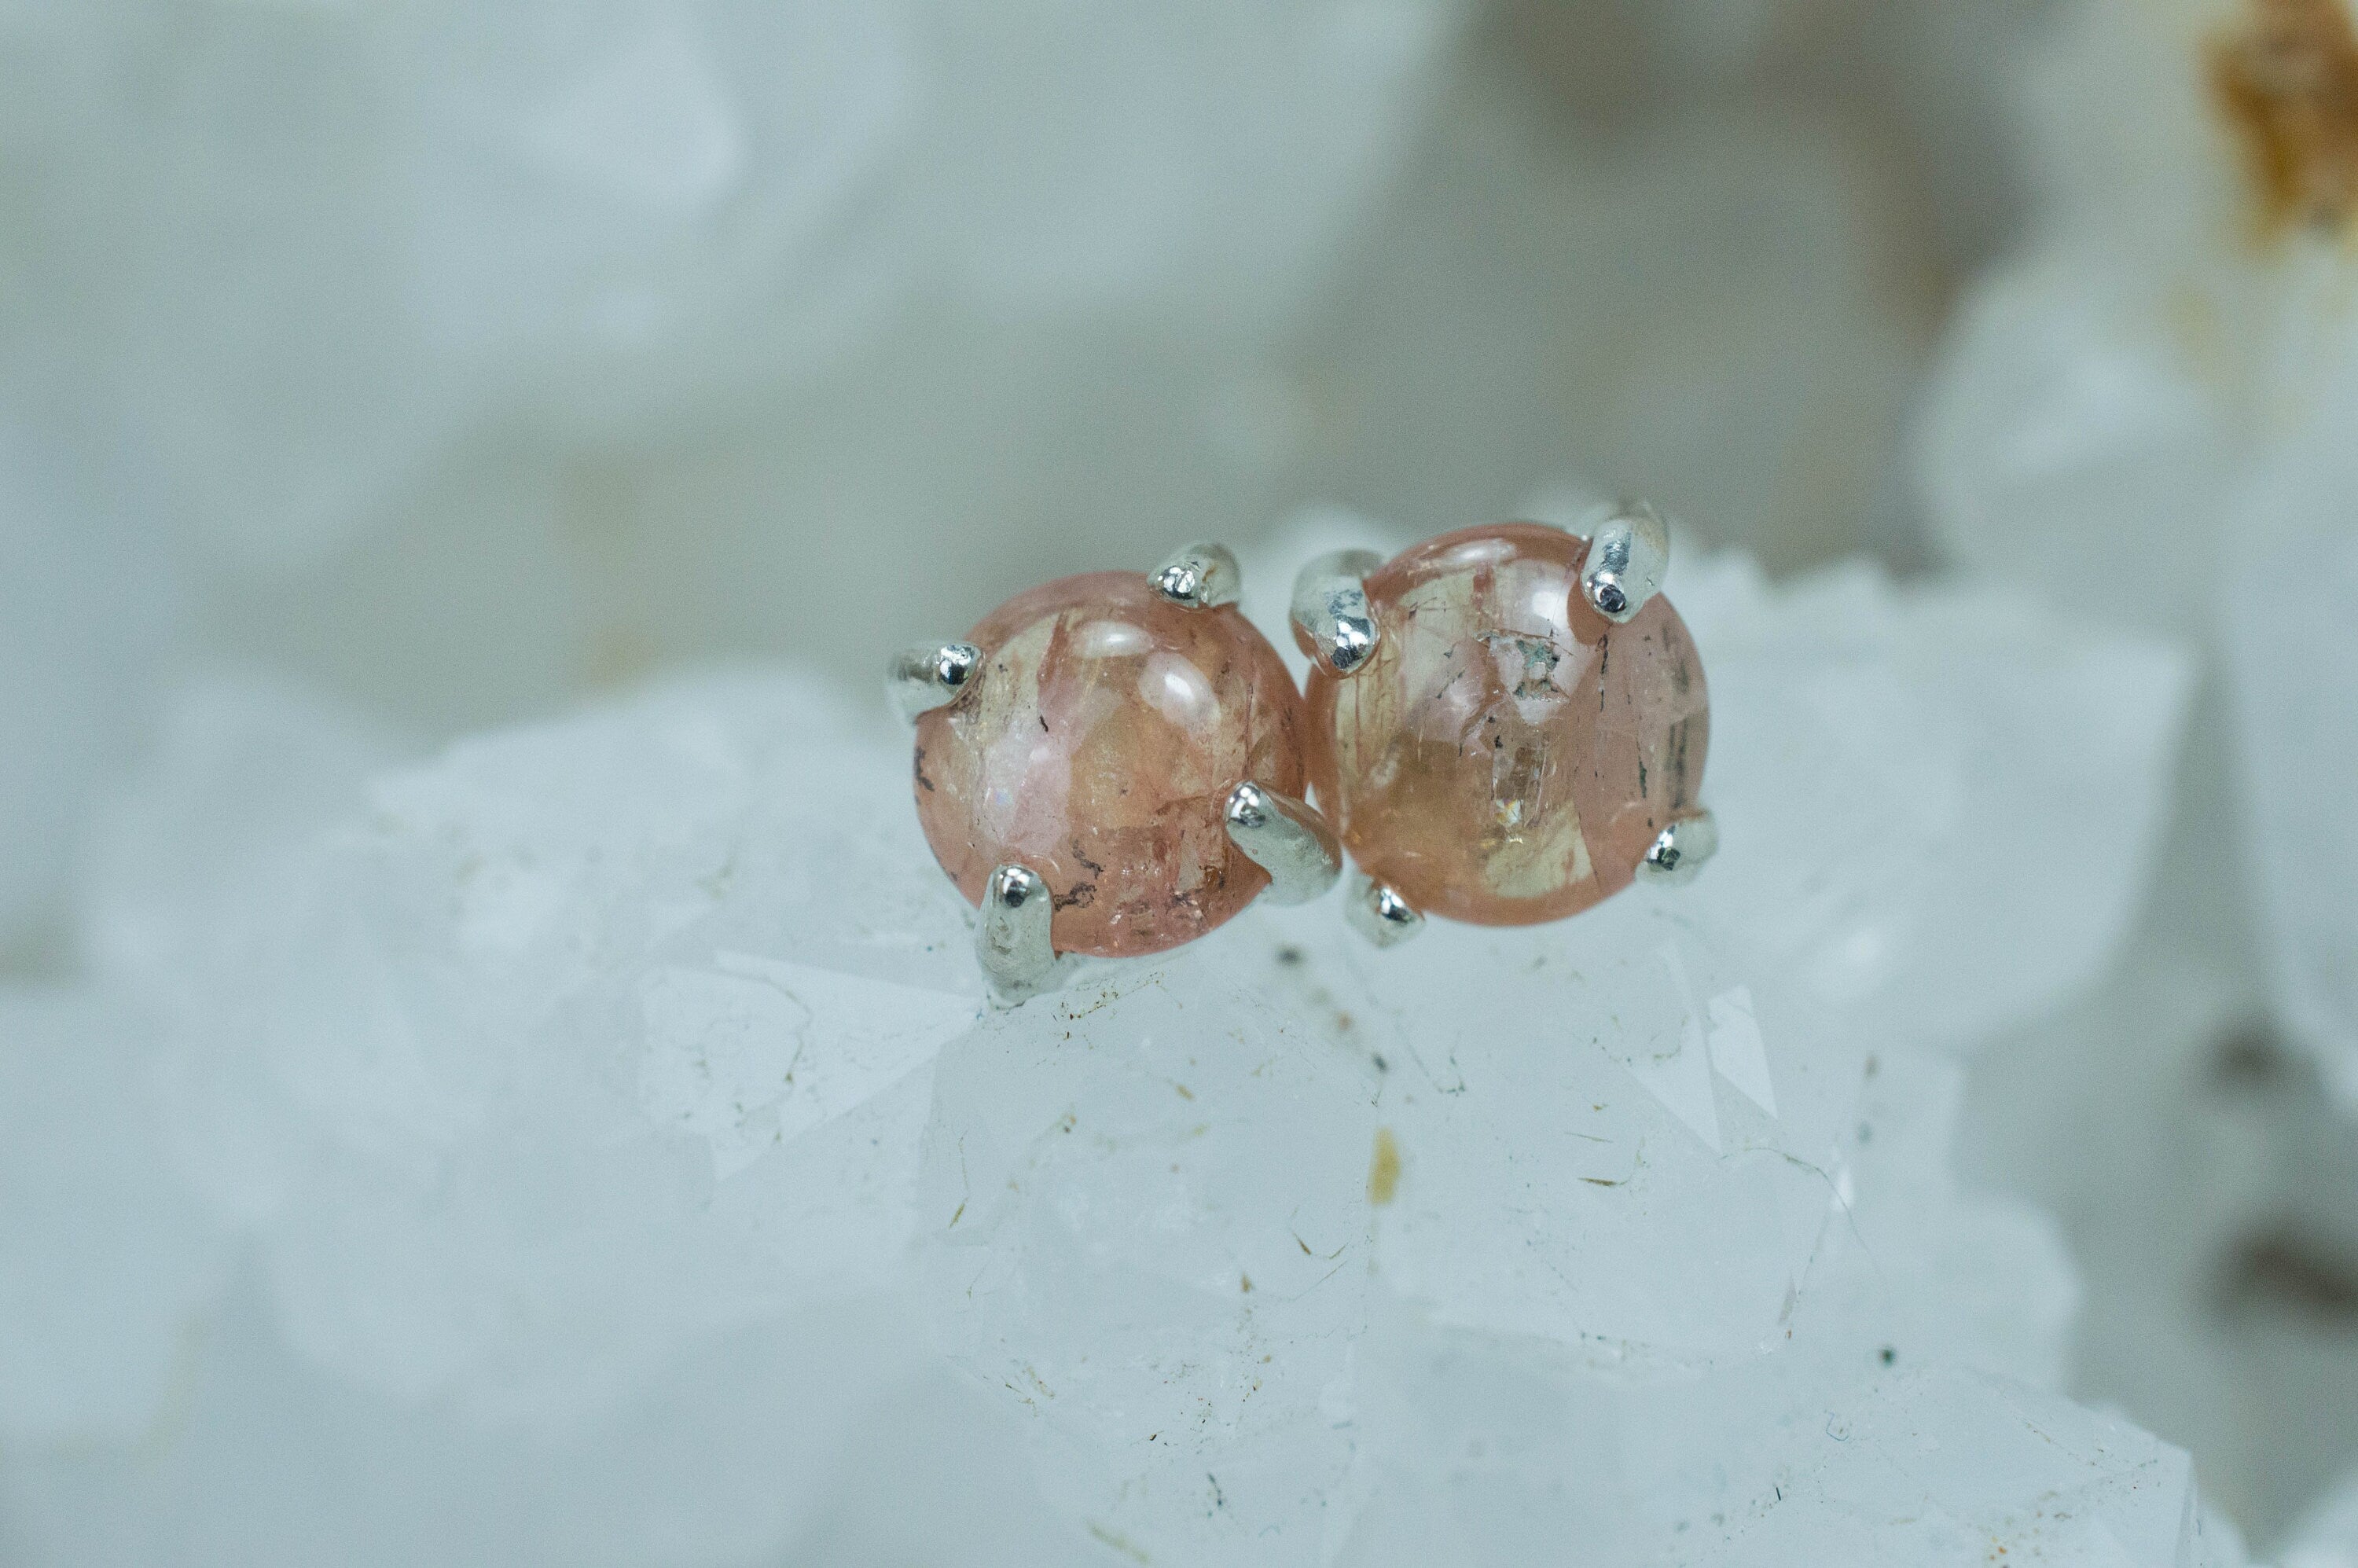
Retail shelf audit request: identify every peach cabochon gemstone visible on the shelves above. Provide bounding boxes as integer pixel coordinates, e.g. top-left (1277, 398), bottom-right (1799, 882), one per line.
top-left (913, 571), bottom-right (1309, 958)
top-left (1304, 523), bottom-right (1709, 926)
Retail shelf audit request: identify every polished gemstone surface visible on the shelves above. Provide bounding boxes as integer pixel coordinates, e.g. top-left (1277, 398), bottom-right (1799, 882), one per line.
top-left (914, 571), bottom-right (1306, 957)
top-left (1303, 523), bottom-right (1707, 924)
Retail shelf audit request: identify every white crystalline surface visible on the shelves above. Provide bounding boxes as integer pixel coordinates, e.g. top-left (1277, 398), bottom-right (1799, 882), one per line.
top-left (0, 549), bottom-right (2231, 1564)
top-left (137, 672), bottom-right (980, 1422)
top-left (2286, 1463), bottom-right (2358, 1568)
top-left (1915, 0), bottom-right (2358, 634)
top-left (6, 673), bottom-right (1067, 1565)
top-left (1667, 554), bottom-right (2191, 1054)
top-left (0, 990), bottom-right (229, 1445)
top-left (46, 0), bottom-right (1460, 567)
top-left (2231, 528), bottom-right (2358, 1103)
top-left (1913, 0), bottom-right (2358, 1100)
top-left (922, 904), bottom-right (2117, 1566)
top-left (0, 417), bottom-right (173, 946)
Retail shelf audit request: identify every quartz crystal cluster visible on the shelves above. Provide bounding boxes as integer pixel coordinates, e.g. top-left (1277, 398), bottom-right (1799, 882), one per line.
top-left (6, 0), bottom-right (2356, 1556)
top-left (2285, 1466), bottom-right (2358, 1568)
top-left (1905, 0), bottom-right (2358, 1531)
top-left (12, 0), bottom-right (1461, 570)
top-left (0, 538), bottom-right (2218, 1564)
top-left (1916, 0), bottom-right (2358, 1103)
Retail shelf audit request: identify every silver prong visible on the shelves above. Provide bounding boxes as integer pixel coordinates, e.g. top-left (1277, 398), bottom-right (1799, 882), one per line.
top-left (978, 863), bottom-right (1062, 1004)
top-left (1224, 782), bottom-right (1342, 905)
top-left (1289, 549), bottom-right (1385, 676)
top-left (1149, 542), bottom-right (1242, 610)
top-left (1636, 810), bottom-right (1717, 886)
top-left (1344, 870), bottom-right (1423, 947)
top-left (889, 641), bottom-right (983, 724)
top-left (1578, 501), bottom-right (1672, 624)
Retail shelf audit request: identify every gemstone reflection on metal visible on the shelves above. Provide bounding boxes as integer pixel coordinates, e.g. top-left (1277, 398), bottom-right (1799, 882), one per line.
top-left (1636, 810), bottom-right (1718, 887)
top-left (888, 641), bottom-right (982, 724)
top-left (1289, 549), bottom-right (1385, 676)
top-left (977, 862), bottom-right (1061, 1004)
top-left (1148, 542), bottom-right (1243, 611)
top-left (1224, 781), bottom-right (1342, 905)
top-left (1345, 870), bottom-right (1424, 947)
top-left (1578, 501), bottom-right (1671, 625)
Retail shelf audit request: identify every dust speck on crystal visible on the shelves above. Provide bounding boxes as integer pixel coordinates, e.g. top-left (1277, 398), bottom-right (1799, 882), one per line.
top-left (1368, 1126), bottom-right (1402, 1205)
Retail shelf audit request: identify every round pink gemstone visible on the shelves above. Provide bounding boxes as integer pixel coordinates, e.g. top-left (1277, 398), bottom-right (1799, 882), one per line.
top-left (913, 571), bottom-right (1308, 958)
top-left (1304, 523), bottom-right (1709, 926)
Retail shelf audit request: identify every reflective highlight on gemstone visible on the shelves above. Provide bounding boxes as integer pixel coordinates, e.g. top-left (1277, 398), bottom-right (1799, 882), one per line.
top-left (913, 571), bottom-right (1307, 957)
top-left (1304, 523), bottom-right (1709, 926)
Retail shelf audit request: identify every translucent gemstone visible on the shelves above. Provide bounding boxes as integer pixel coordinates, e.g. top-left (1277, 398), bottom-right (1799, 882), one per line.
top-left (913, 571), bottom-right (1307, 957)
top-left (1303, 523), bottom-right (1708, 925)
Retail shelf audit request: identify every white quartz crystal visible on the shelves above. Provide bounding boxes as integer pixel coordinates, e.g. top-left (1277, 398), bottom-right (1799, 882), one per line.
top-left (1904, 0), bottom-right (2358, 1530)
top-left (2230, 527), bottom-right (2358, 1103)
top-left (2287, 1464), bottom-right (2358, 1568)
top-left (1915, 0), bottom-right (2358, 1107)
top-left (918, 901), bottom-right (2102, 1562)
top-left (129, 672), bottom-right (975, 1421)
top-left (75, 674), bottom-right (405, 1002)
top-left (0, 988), bottom-right (228, 1445)
top-left (9, 0), bottom-right (2352, 1553)
top-left (1, 1269), bottom-right (1093, 1568)
top-left (1669, 554), bottom-right (2192, 1053)
top-left (0, 417), bottom-right (174, 946)
top-left (67, 0), bottom-right (1460, 567)
top-left (5, 672), bottom-right (1045, 1563)
top-left (1915, 0), bottom-right (2358, 632)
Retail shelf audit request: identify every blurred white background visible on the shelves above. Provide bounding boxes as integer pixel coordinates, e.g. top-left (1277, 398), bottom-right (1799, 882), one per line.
top-left (5, 0), bottom-right (2357, 1561)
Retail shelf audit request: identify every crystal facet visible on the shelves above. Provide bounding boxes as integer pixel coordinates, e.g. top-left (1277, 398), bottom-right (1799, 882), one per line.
top-left (1305, 523), bottom-right (1708, 925)
top-left (913, 571), bottom-right (1307, 957)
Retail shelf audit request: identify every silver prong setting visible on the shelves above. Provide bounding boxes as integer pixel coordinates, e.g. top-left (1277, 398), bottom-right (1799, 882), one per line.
top-left (1149, 542), bottom-right (1243, 610)
top-left (1578, 501), bottom-right (1672, 624)
top-left (1289, 549), bottom-right (1386, 676)
top-left (1344, 870), bottom-right (1423, 947)
top-left (978, 863), bottom-right (1063, 1004)
top-left (1224, 782), bottom-right (1342, 905)
top-left (889, 641), bottom-right (983, 724)
top-left (1636, 810), bottom-right (1717, 887)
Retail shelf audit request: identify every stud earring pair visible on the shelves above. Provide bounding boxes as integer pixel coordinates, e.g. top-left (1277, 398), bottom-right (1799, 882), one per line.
top-left (889, 509), bottom-right (1714, 1004)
